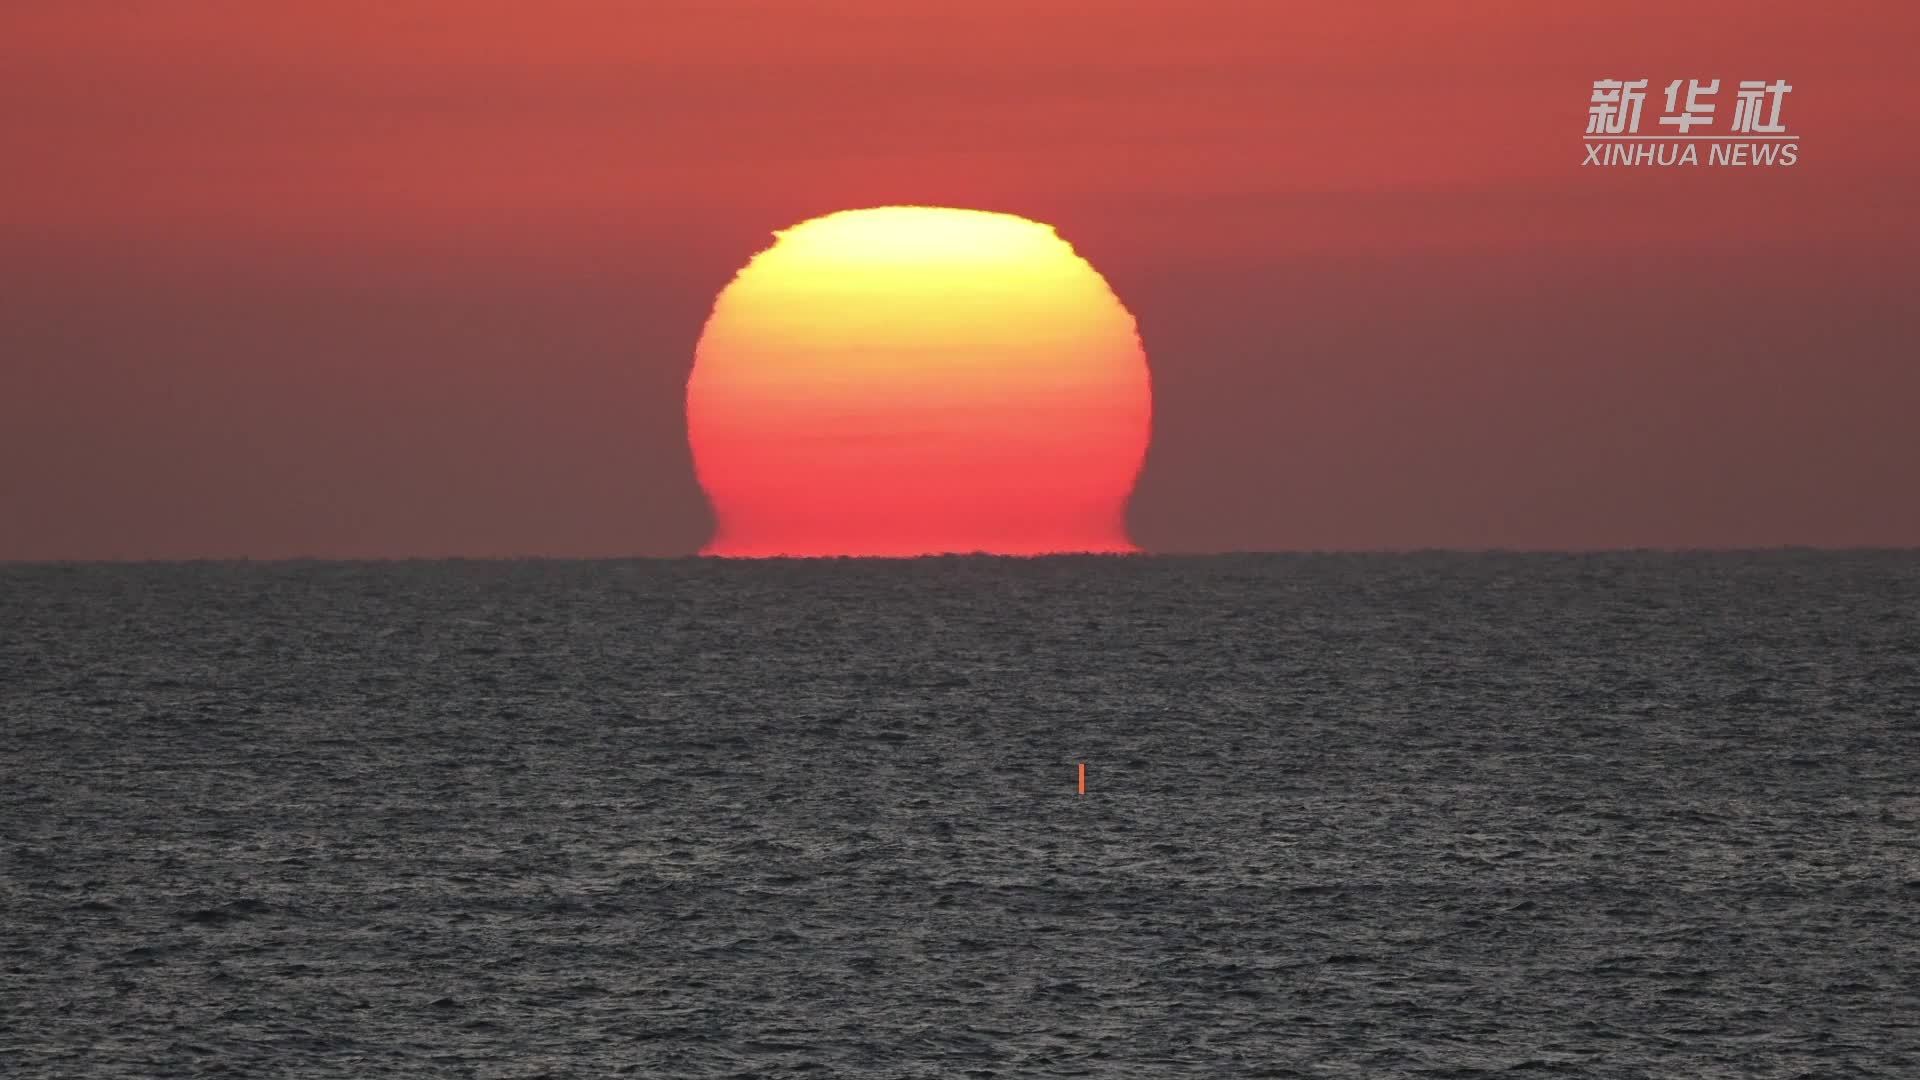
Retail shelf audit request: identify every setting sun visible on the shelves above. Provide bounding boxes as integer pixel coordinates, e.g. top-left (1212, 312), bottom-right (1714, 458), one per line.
top-left (687, 206), bottom-right (1152, 557)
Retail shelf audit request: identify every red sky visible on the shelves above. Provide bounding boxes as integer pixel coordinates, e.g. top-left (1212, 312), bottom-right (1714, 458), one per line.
top-left (3, 1), bottom-right (1916, 558)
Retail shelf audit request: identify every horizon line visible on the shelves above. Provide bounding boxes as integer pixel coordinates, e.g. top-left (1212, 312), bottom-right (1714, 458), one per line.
top-left (5, 545), bottom-right (1917, 567)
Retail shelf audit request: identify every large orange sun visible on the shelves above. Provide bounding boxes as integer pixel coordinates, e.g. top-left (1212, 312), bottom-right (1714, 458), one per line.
top-left (687, 206), bottom-right (1152, 557)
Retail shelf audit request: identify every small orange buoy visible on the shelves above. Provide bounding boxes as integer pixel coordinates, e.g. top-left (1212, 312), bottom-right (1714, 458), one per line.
top-left (1078, 762), bottom-right (1086, 795)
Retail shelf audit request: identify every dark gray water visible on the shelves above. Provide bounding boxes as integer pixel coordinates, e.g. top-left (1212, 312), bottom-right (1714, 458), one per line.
top-left (4, 553), bottom-right (1918, 1077)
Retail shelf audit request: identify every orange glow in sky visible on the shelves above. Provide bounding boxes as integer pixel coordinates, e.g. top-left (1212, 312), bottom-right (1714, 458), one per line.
top-left (687, 207), bottom-right (1152, 557)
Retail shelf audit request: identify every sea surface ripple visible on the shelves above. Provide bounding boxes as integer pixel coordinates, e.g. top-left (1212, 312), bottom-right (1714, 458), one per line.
top-left (3, 553), bottom-right (1917, 1077)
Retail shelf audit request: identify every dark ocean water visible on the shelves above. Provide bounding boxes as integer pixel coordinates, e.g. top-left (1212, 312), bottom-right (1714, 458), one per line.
top-left (3, 553), bottom-right (1918, 1078)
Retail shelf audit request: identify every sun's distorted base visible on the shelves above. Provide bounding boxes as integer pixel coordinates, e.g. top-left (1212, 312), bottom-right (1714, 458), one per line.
top-left (687, 206), bottom-right (1152, 557)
